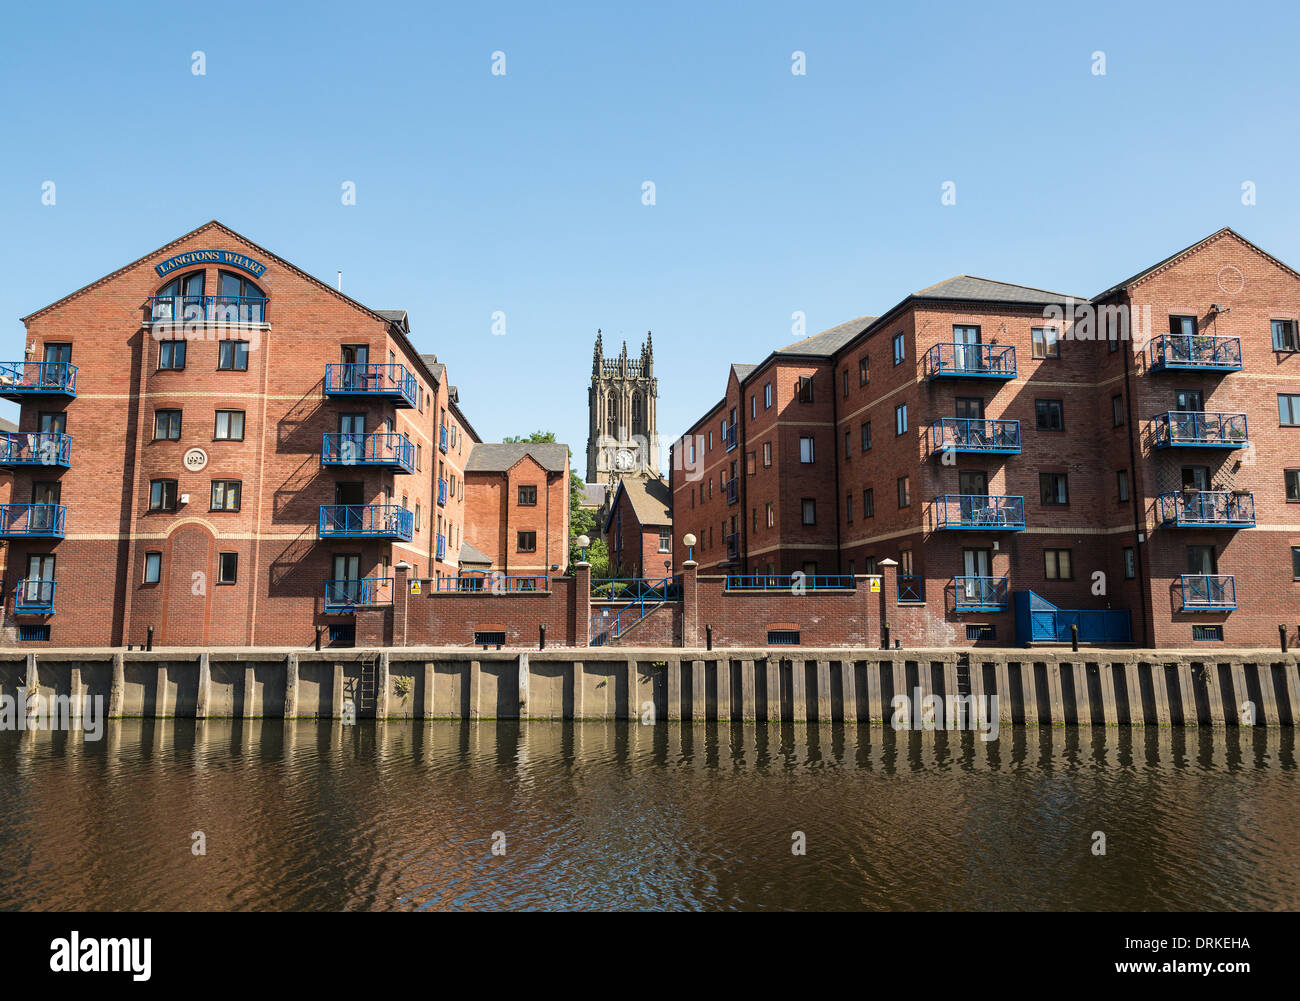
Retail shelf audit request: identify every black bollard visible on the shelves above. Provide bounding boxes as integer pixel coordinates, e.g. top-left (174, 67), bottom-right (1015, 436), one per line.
top-left (1281, 624), bottom-right (1289, 654)
top-left (1071, 623), bottom-right (1079, 653)
top-left (882, 623), bottom-right (891, 651)
top-left (706, 625), bottom-right (713, 651)
top-left (146, 626), bottom-right (153, 652)
top-left (539, 625), bottom-right (546, 650)
top-left (315, 626), bottom-right (322, 651)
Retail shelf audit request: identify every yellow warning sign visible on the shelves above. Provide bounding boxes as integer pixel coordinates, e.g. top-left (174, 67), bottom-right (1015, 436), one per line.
top-left (410, 580), bottom-right (422, 595)
top-left (870, 579), bottom-right (880, 592)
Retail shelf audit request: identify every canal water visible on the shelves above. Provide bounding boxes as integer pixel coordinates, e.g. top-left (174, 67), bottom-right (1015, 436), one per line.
top-left (0, 721), bottom-right (1296, 911)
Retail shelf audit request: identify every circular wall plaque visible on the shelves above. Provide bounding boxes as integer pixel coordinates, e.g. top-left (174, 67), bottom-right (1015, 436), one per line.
top-left (183, 448), bottom-right (208, 472)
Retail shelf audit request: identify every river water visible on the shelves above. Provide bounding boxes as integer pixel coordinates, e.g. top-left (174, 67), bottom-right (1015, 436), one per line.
top-left (0, 720), bottom-right (1296, 911)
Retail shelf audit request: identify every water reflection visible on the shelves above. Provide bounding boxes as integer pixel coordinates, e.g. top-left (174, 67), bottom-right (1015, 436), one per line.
top-left (0, 721), bottom-right (1296, 911)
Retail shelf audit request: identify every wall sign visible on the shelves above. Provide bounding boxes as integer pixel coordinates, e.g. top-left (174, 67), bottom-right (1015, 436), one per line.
top-left (183, 448), bottom-right (208, 472)
top-left (156, 250), bottom-right (267, 279)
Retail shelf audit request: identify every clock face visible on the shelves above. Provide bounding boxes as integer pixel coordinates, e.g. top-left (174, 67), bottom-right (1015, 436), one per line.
top-left (615, 448), bottom-right (635, 470)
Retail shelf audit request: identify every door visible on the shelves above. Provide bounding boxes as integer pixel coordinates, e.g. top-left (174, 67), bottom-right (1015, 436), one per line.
top-left (1181, 466), bottom-right (1210, 490)
top-left (1174, 389), bottom-right (1204, 412)
top-left (953, 325), bottom-right (981, 372)
top-left (338, 414), bottom-right (366, 462)
top-left (1186, 545), bottom-right (1219, 604)
top-left (958, 471), bottom-right (988, 524)
top-left (42, 344), bottom-right (71, 388)
top-left (961, 548), bottom-right (992, 602)
top-left (331, 554), bottom-right (361, 605)
top-left (35, 412), bottom-right (65, 463)
top-left (955, 397), bottom-right (984, 446)
top-left (31, 482), bottom-right (60, 532)
top-left (340, 345), bottom-right (369, 389)
top-left (24, 554), bottom-right (55, 607)
top-left (334, 482), bottom-right (364, 533)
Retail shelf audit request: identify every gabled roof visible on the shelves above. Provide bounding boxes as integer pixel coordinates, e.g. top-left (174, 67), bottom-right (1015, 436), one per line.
top-left (912, 276), bottom-right (1083, 305)
top-left (1092, 227), bottom-right (1300, 301)
top-left (578, 483), bottom-right (608, 508)
top-left (730, 363), bottom-right (757, 382)
top-left (376, 309), bottom-right (410, 331)
top-left (778, 315), bottom-right (877, 356)
top-left (604, 476), bottom-right (672, 533)
top-left (419, 353), bottom-right (446, 385)
top-left (465, 442), bottom-right (569, 474)
top-left (458, 540), bottom-right (493, 566)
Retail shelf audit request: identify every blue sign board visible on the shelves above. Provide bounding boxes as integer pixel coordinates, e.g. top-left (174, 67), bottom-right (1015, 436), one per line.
top-left (155, 249), bottom-right (268, 279)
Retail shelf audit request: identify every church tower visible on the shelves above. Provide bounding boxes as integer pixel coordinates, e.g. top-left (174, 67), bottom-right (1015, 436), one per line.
top-left (586, 330), bottom-right (658, 485)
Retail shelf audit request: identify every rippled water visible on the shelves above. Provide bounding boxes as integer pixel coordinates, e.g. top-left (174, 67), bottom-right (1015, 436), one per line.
top-left (0, 720), bottom-right (1297, 911)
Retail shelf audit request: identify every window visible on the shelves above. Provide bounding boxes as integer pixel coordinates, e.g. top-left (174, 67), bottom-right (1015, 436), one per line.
top-left (144, 552), bottom-right (162, 584)
top-left (658, 528), bottom-right (671, 553)
top-left (861, 421), bottom-right (872, 451)
top-left (1112, 394), bottom-right (1124, 426)
top-left (1286, 469), bottom-right (1300, 503)
top-left (764, 382), bottom-right (772, 408)
top-left (766, 502), bottom-right (774, 528)
top-left (842, 369), bottom-right (849, 398)
top-left (768, 629), bottom-right (800, 646)
top-left (158, 340), bottom-right (186, 370)
top-left (895, 404), bottom-right (907, 435)
top-left (1293, 546), bottom-right (1300, 580)
top-left (18, 625), bottom-right (50, 642)
top-left (846, 493), bottom-right (854, 523)
top-left (1035, 399), bottom-right (1064, 431)
top-left (416, 443), bottom-right (422, 471)
top-left (801, 498), bottom-right (816, 525)
top-left (1031, 327), bottom-right (1059, 359)
top-left (859, 356), bottom-right (869, 385)
top-left (214, 410), bottom-right (245, 440)
top-left (763, 441), bottom-right (772, 467)
top-left (1272, 319), bottom-right (1299, 352)
top-left (897, 476), bottom-right (910, 508)
top-left (1279, 394), bottom-right (1300, 426)
top-left (966, 624), bottom-right (996, 642)
top-left (39, 412), bottom-right (66, 435)
top-left (746, 451), bottom-right (755, 475)
top-left (844, 430), bottom-right (851, 458)
top-left (518, 485), bottom-right (537, 506)
top-left (217, 552), bottom-right (238, 584)
top-left (892, 332), bottom-right (905, 365)
top-left (1118, 469), bottom-right (1130, 503)
top-left (1169, 314), bottom-right (1196, 337)
top-left (750, 395), bottom-right (756, 419)
top-left (863, 556), bottom-right (877, 576)
top-left (752, 507), bottom-right (758, 531)
top-left (798, 376), bottom-right (814, 403)
top-left (863, 488), bottom-right (875, 518)
top-left (800, 436), bottom-right (815, 463)
top-left (1123, 547), bottom-right (1136, 579)
top-left (154, 409), bottom-right (182, 440)
top-left (1039, 472), bottom-right (1069, 505)
top-left (708, 430), bottom-right (713, 451)
top-left (218, 340), bottom-right (249, 370)
top-left (415, 503), bottom-right (421, 532)
top-left (210, 480), bottom-right (241, 512)
top-left (687, 440), bottom-right (696, 463)
top-left (1193, 625), bottom-right (1223, 642)
top-left (149, 479), bottom-right (177, 512)
top-left (517, 531), bottom-right (537, 552)
top-left (1044, 549), bottom-right (1073, 580)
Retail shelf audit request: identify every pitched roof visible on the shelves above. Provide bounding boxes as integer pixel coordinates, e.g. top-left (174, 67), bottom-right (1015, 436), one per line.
top-left (731, 363), bottom-right (757, 382)
top-left (912, 275), bottom-right (1083, 304)
top-left (376, 309), bottom-right (409, 331)
top-left (578, 483), bottom-right (608, 508)
top-left (0, 416), bottom-right (16, 433)
top-left (419, 353), bottom-right (446, 385)
top-left (778, 315), bottom-right (877, 356)
top-left (458, 540), bottom-right (493, 566)
top-left (605, 476), bottom-right (672, 532)
top-left (465, 442), bottom-right (569, 473)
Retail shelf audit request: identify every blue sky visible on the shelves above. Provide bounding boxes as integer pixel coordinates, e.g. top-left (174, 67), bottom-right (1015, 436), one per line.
top-left (2, 0), bottom-right (1297, 469)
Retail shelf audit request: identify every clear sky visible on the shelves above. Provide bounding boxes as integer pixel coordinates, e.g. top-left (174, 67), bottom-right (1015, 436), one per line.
top-left (3, 0), bottom-right (1298, 469)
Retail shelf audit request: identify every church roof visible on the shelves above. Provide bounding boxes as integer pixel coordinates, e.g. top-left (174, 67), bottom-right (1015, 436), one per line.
top-left (465, 442), bottom-right (569, 473)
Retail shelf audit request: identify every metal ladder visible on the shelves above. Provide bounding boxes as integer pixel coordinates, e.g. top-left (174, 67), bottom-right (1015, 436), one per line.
top-left (357, 653), bottom-right (379, 715)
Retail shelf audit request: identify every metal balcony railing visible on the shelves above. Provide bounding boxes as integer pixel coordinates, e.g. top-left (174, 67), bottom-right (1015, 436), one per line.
top-left (725, 574), bottom-right (854, 591)
top-left (898, 574), bottom-right (924, 602)
top-left (439, 425), bottom-right (449, 453)
top-left (1158, 490), bottom-right (1255, 528)
top-left (317, 504), bottom-right (413, 540)
top-left (0, 504), bottom-right (66, 539)
top-left (15, 579), bottom-right (56, 613)
top-left (1180, 574), bottom-right (1236, 611)
top-left (930, 418), bottom-right (1020, 455)
top-left (1148, 334), bottom-right (1242, 372)
top-left (323, 577), bottom-right (394, 612)
top-left (0, 361), bottom-right (78, 399)
top-left (0, 432), bottom-right (72, 468)
top-left (924, 343), bottom-right (1016, 379)
top-left (933, 494), bottom-right (1026, 530)
top-left (1153, 411), bottom-right (1248, 449)
top-left (323, 363), bottom-right (418, 408)
top-left (725, 478), bottom-right (739, 505)
top-left (148, 294), bottom-right (267, 325)
top-left (436, 575), bottom-right (548, 593)
top-left (952, 575), bottom-right (1009, 611)
top-left (321, 432), bottom-right (415, 471)
top-left (438, 478), bottom-right (448, 506)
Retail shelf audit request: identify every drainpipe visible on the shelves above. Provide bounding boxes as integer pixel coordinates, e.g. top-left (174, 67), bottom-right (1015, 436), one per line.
top-left (831, 364), bottom-right (843, 573)
top-left (1120, 296), bottom-right (1152, 648)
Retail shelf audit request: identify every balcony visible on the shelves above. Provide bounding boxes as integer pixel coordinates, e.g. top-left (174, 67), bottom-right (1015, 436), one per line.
top-left (725, 478), bottom-right (739, 506)
top-left (436, 533), bottom-right (446, 562)
top-left (930, 417), bottom-right (1020, 455)
top-left (439, 425), bottom-right (449, 453)
top-left (147, 294), bottom-right (267, 326)
top-left (0, 432), bottom-right (72, 468)
top-left (318, 504), bottom-right (413, 541)
top-left (1148, 334), bottom-right (1242, 373)
top-left (321, 432), bottom-right (415, 472)
top-left (726, 574), bottom-right (853, 591)
top-left (933, 494), bottom-right (1025, 530)
top-left (952, 575), bottom-right (1009, 611)
top-left (0, 362), bottom-right (77, 400)
top-left (14, 579), bottom-right (56, 614)
top-left (1153, 411), bottom-right (1248, 449)
top-left (438, 478), bottom-right (448, 506)
top-left (1158, 490), bottom-right (1255, 529)
top-left (1180, 574), bottom-right (1236, 611)
top-left (0, 504), bottom-right (66, 539)
top-left (724, 425), bottom-right (737, 452)
top-left (924, 343), bottom-right (1016, 380)
top-left (323, 363), bottom-right (418, 408)
top-left (438, 575), bottom-right (548, 593)
top-left (323, 577), bottom-right (393, 613)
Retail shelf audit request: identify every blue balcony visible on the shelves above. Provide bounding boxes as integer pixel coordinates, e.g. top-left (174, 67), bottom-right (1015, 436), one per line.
top-left (725, 478), bottom-right (739, 505)
top-left (724, 425), bottom-right (737, 452)
top-left (436, 533), bottom-right (446, 562)
top-left (323, 363), bottom-right (418, 408)
top-left (934, 494), bottom-right (1025, 530)
top-left (1153, 411), bottom-right (1248, 449)
top-left (1180, 574), bottom-right (1236, 611)
top-left (1148, 334), bottom-right (1242, 373)
top-left (952, 576), bottom-right (1009, 611)
top-left (14, 579), bottom-right (56, 614)
top-left (1158, 490), bottom-right (1255, 529)
top-left (439, 425), bottom-right (449, 453)
top-left (924, 343), bottom-right (1016, 380)
top-left (0, 432), bottom-right (72, 468)
top-left (0, 362), bottom-right (77, 400)
top-left (321, 432), bottom-right (415, 472)
top-left (324, 577), bottom-right (393, 612)
top-left (318, 504), bottom-right (413, 541)
top-left (148, 294), bottom-right (267, 325)
top-left (725, 574), bottom-right (853, 591)
top-left (930, 418), bottom-right (1020, 455)
top-left (898, 574), bottom-right (925, 602)
top-left (437, 478), bottom-right (448, 506)
top-left (0, 504), bottom-right (66, 539)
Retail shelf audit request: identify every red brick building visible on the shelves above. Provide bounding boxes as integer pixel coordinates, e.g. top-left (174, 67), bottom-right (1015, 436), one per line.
top-left (671, 228), bottom-right (1300, 648)
top-left (604, 476), bottom-right (672, 579)
top-left (463, 443), bottom-right (570, 577)
top-left (0, 221), bottom-right (568, 647)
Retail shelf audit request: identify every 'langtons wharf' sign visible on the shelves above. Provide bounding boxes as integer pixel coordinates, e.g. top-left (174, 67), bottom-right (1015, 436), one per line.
top-left (155, 249), bottom-right (267, 279)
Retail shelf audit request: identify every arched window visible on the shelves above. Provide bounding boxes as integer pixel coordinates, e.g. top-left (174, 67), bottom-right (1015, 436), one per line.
top-left (606, 391), bottom-right (618, 437)
top-left (151, 271), bottom-right (204, 322)
top-left (631, 393), bottom-right (643, 437)
top-left (216, 270), bottom-right (266, 323)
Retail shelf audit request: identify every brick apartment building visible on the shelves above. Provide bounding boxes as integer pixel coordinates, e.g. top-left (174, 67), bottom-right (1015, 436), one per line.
top-left (670, 228), bottom-right (1300, 648)
top-left (464, 442), bottom-right (571, 576)
top-left (1, 221), bottom-right (568, 647)
top-left (604, 476), bottom-right (673, 579)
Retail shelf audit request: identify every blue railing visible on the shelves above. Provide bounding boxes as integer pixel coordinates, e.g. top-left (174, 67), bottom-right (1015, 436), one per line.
top-left (725, 574), bottom-right (854, 591)
top-left (952, 576), bottom-right (1009, 611)
top-left (924, 343), bottom-right (1016, 379)
top-left (321, 432), bottom-right (415, 471)
top-left (725, 478), bottom-right (739, 505)
top-left (1013, 591), bottom-right (1132, 645)
top-left (438, 478), bottom-right (448, 506)
top-left (324, 577), bottom-right (393, 612)
top-left (318, 504), bottom-right (413, 540)
top-left (436, 533), bottom-right (446, 561)
top-left (591, 577), bottom-right (680, 601)
top-left (934, 494), bottom-right (1026, 530)
top-left (323, 363), bottom-right (418, 408)
top-left (0, 504), bottom-right (66, 538)
top-left (1158, 490), bottom-right (1255, 528)
top-left (1153, 411), bottom-right (1248, 449)
top-left (590, 576), bottom-right (678, 645)
top-left (0, 432), bottom-right (72, 467)
top-left (0, 361), bottom-right (78, 398)
top-left (439, 425), bottom-right (449, 453)
top-left (435, 575), bottom-right (548, 593)
top-left (898, 574), bottom-right (924, 602)
top-left (930, 417), bottom-right (1020, 455)
top-left (1148, 334), bottom-right (1242, 372)
top-left (724, 425), bottom-right (737, 451)
top-left (1181, 574), bottom-right (1237, 611)
top-left (148, 294), bottom-right (267, 324)
top-left (14, 579), bottom-right (56, 614)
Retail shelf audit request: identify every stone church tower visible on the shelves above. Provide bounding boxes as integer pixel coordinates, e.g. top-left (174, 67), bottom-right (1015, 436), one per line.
top-left (586, 331), bottom-right (658, 486)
